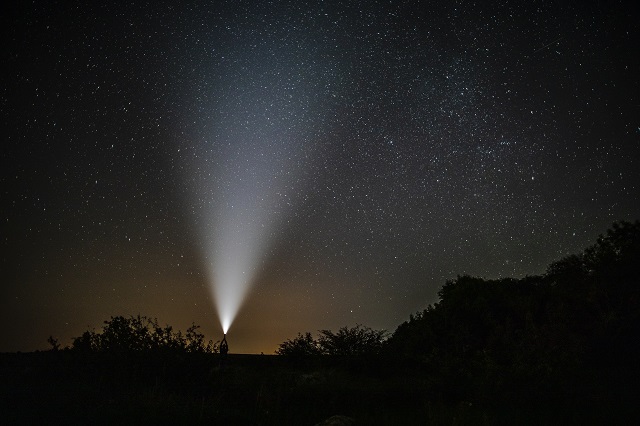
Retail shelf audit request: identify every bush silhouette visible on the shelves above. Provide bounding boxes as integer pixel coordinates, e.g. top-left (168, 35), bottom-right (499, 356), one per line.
top-left (277, 325), bottom-right (388, 356)
top-left (71, 315), bottom-right (218, 354)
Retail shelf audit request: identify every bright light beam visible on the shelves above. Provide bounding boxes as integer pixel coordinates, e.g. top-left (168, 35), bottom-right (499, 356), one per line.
top-left (191, 100), bottom-right (309, 333)
top-left (208, 172), bottom-right (280, 334)
top-left (185, 40), bottom-right (334, 334)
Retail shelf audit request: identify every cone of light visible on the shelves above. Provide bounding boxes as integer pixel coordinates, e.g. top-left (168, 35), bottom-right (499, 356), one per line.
top-left (209, 195), bottom-right (273, 335)
top-left (195, 125), bottom-right (301, 335)
top-left (208, 168), bottom-right (277, 334)
top-left (186, 44), bottom-right (327, 335)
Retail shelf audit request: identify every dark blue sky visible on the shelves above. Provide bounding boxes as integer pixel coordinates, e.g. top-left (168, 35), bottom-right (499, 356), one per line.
top-left (2, 0), bottom-right (638, 353)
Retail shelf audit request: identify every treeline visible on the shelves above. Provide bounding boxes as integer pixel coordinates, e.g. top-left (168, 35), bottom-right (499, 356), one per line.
top-left (61, 315), bottom-right (219, 354)
top-left (53, 220), bottom-right (640, 403)
top-left (37, 220), bottom-right (639, 422)
top-left (276, 325), bottom-right (388, 356)
top-left (278, 220), bottom-right (640, 402)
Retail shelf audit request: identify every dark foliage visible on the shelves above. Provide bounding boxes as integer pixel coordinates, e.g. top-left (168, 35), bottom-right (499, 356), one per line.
top-left (71, 315), bottom-right (219, 354)
top-left (47, 335), bottom-right (60, 351)
top-left (276, 325), bottom-right (388, 357)
top-left (386, 220), bottom-right (640, 404)
top-left (317, 325), bottom-right (388, 356)
top-left (275, 332), bottom-right (321, 356)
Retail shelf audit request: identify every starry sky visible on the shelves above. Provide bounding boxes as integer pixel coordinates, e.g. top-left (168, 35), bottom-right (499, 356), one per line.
top-left (2, 0), bottom-right (638, 354)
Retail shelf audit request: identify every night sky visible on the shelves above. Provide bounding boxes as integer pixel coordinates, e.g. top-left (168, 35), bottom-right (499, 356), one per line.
top-left (2, 0), bottom-right (638, 354)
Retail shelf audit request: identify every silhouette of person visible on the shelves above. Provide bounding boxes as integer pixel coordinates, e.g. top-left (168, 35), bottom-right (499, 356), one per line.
top-left (220, 335), bottom-right (229, 357)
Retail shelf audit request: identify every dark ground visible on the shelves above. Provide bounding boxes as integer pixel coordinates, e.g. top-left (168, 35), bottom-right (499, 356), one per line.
top-left (1, 351), bottom-right (636, 425)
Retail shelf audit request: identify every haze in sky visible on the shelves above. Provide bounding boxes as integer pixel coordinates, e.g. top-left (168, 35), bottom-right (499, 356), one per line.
top-left (2, 0), bottom-right (638, 353)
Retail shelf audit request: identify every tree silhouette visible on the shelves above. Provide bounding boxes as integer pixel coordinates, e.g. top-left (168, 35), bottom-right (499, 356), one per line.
top-left (47, 335), bottom-right (61, 351)
top-left (70, 315), bottom-right (218, 354)
top-left (277, 325), bottom-right (388, 356)
top-left (317, 325), bottom-right (388, 356)
top-left (385, 220), bottom-right (640, 401)
top-left (275, 332), bottom-right (321, 356)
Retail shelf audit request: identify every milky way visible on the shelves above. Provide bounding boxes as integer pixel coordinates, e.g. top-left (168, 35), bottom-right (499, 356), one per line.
top-left (2, 0), bottom-right (638, 353)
